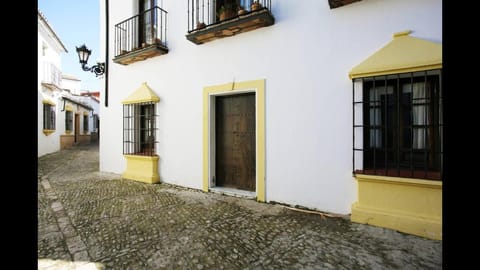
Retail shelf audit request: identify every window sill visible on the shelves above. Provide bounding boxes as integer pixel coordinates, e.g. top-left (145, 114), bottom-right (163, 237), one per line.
top-left (65, 130), bottom-right (72, 135)
top-left (354, 169), bottom-right (441, 181)
top-left (43, 129), bottom-right (55, 136)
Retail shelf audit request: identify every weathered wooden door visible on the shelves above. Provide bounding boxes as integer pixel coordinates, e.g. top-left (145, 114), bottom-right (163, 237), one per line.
top-left (215, 93), bottom-right (256, 191)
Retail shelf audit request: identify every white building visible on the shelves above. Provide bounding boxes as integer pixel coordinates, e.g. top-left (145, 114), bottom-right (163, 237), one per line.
top-left (62, 74), bottom-right (101, 142)
top-left (62, 74), bottom-right (82, 95)
top-left (80, 91), bottom-right (101, 142)
top-left (38, 10), bottom-right (96, 156)
top-left (38, 9), bottom-right (68, 157)
top-left (99, 0), bottom-right (442, 239)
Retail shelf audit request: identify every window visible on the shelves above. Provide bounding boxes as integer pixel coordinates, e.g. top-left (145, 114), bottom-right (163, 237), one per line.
top-left (65, 111), bottom-right (73, 132)
top-left (42, 43), bottom-right (47, 57)
top-left (93, 114), bottom-right (99, 132)
top-left (83, 114), bottom-right (89, 133)
top-left (123, 102), bottom-right (157, 156)
top-left (43, 104), bottom-right (55, 130)
top-left (353, 70), bottom-right (442, 180)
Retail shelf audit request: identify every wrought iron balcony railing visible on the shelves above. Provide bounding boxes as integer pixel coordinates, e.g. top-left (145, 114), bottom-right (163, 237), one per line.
top-left (186, 0), bottom-right (274, 44)
top-left (114, 6), bottom-right (168, 65)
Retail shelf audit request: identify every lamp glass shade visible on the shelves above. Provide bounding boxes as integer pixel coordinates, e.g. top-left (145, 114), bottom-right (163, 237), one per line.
top-left (76, 45), bottom-right (91, 64)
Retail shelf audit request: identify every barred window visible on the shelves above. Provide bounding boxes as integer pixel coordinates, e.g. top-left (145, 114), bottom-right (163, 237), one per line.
top-left (65, 111), bottom-right (73, 131)
top-left (353, 70), bottom-right (442, 180)
top-left (83, 114), bottom-right (89, 133)
top-left (123, 102), bottom-right (157, 156)
top-left (93, 114), bottom-right (99, 131)
top-left (43, 104), bottom-right (55, 130)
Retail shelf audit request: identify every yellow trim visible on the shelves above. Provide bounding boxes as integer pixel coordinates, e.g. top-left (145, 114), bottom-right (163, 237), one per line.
top-left (349, 31), bottom-right (442, 79)
top-left (203, 79), bottom-right (266, 202)
top-left (122, 82), bottom-right (160, 104)
top-left (42, 100), bottom-right (56, 106)
top-left (83, 111), bottom-right (89, 116)
top-left (65, 105), bottom-right (73, 111)
top-left (351, 174), bottom-right (442, 240)
top-left (355, 174), bottom-right (442, 188)
top-left (393, 30), bottom-right (412, 38)
top-left (122, 155), bottom-right (160, 184)
top-left (43, 129), bottom-right (55, 136)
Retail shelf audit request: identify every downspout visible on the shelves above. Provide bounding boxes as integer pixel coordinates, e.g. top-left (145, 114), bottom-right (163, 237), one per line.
top-left (105, 0), bottom-right (109, 107)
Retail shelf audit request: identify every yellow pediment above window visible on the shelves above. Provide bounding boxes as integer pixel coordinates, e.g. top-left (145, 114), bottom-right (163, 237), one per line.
top-left (122, 82), bottom-right (160, 104)
top-left (349, 31), bottom-right (442, 79)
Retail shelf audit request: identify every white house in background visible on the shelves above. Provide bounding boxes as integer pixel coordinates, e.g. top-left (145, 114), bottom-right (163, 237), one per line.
top-left (57, 92), bottom-right (94, 149)
top-left (38, 10), bottom-right (96, 156)
top-left (62, 74), bottom-right (82, 95)
top-left (61, 74), bottom-right (101, 142)
top-left (99, 0), bottom-right (442, 239)
top-left (80, 91), bottom-right (101, 142)
top-left (38, 9), bottom-right (67, 157)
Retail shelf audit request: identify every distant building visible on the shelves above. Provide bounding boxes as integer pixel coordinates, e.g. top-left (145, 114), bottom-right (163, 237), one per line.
top-left (62, 74), bottom-right (82, 95)
top-left (38, 9), bottom-right (68, 157)
top-left (80, 91), bottom-right (101, 142)
top-left (38, 10), bottom-right (96, 156)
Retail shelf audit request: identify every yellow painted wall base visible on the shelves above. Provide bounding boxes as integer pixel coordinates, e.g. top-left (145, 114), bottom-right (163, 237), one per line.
top-left (351, 174), bottom-right (442, 240)
top-left (60, 135), bottom-right (75, 149)
top-left (78, 135), bottom-right (91, 144)
top-left (122, 155), bottom-right (160, 184)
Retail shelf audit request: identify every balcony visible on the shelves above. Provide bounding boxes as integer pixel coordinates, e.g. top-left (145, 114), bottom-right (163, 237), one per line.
top-left (41, 62), bottom-right (62, 88)
top-left (113, 6), bottom-right (168, 65)
top-left (186, 0), bottom-right (274, 45)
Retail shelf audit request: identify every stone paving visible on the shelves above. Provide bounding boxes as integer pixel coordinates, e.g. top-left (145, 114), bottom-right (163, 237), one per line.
top-left (38, 143), bottom-right (442, 269)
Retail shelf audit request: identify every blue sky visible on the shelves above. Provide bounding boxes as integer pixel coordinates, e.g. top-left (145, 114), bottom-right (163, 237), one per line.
top-left (38, 0), bottom-right (101, 91)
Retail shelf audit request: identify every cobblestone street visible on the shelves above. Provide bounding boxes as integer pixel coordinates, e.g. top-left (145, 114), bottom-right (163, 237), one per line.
top-left (38, 143), bottom-right (442, 269)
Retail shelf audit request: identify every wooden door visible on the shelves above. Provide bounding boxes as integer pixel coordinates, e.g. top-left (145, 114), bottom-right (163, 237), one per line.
top-left (215, 93), bottom-right (256, 191)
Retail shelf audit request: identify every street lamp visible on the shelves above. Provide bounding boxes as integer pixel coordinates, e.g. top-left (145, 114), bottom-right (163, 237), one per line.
top-left (76, 44), bottom-right (105, 77)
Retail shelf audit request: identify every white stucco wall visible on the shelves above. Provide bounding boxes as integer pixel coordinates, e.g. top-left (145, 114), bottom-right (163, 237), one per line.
top-left (38, 11), bottom-right (66, 157)
top-left (99, 0), bottom-right (442, 214)
top-left (62, 76), bottom-right (82, 95)
top-left (77, 95), bottom-right (100, 133)
top-left (38, 92), bottom-right (61, 157)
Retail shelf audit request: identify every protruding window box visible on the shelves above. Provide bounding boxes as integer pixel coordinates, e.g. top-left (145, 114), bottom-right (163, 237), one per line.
top-left (349, 31), bottom-right (443, 240)
top-left (186, 1), bottom-right (274, 45)
top-left (122, 83), bottom-right (160, 184)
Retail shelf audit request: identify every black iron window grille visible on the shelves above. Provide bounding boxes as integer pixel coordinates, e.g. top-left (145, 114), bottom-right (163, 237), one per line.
top-left (187, 0), bottom-right (272, 32)
top-left (65, 111), bottom-right (73, 132)
top-left (114, 6), bottom-right (167, 57)
top-left (123, 102), bottom-right (158, 156)
top-left (353, 70), bottom-right (443, 180)
top-left (43, 104), bottom-right (55, 130)
top-left (83, 115), bottom-right (89, 133)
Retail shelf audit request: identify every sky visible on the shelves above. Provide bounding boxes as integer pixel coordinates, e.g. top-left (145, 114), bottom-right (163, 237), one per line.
top-left (38, 0), bottom-right (101, 91)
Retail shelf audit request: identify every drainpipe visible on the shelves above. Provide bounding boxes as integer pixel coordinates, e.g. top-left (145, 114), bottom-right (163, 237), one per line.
top-left (105, 0), bottom-right (109, 107)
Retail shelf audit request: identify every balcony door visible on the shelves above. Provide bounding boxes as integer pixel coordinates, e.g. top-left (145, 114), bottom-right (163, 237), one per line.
top-left (139, 0), bottom-right (156, 46)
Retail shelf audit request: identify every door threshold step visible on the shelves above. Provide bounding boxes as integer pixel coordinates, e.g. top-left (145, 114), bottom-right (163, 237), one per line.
top-left (210, 187), bottom-right (256, 200)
